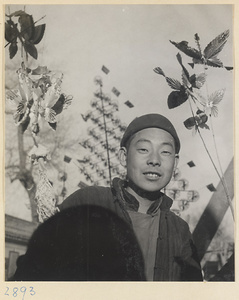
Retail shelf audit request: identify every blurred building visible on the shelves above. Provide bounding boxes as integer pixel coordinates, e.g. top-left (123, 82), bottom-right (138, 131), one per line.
top-left (5, 214), bottom-right (38, 280)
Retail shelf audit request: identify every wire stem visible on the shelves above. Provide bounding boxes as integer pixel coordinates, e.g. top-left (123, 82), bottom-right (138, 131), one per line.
top-left (188, 98), bottom-right (234, 220)
top-left (202, 64), bottom-right (234, 220)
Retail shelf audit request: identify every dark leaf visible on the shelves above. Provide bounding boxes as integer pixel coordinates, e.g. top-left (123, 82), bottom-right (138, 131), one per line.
top-left (31, 24), bottom-right (46, 44)
top-left (176, 53), bottom-right (190, 81)
top-left (5, 23), bottom-right (12, 43)
top-left (153, 67), bottom-right (165, 76)
top-left (21, 114), bottom-right (31, 133)
top-left (19, 13), bottom-right (34, 41)
top-left (196, 109), bottom-right (208, 123)
top-left (176, 52), bottom-right (183, 65)
top-left (199, 122), bottom-right (210, 130)
top-left (204, 30), bottom-right (229, 59)
top-left (5, 22), bottom-right (18, 43)
top-left (183, 116), bottom-right (196, 130)
top-left (9, 42), bottom-right (18, 59)
top-left (48, 122), bottom-right (57, 130)
top-left (167, 89), bottom-right (188, 109)
top-left (166, 77), bottom-right (182, 90)
top-left (195, 109), bottom-right (204, 115)
top-left (169, 40), bottom-right (201, 60)
top-left (184, 111), bottom-right (209, 130)
top-left (225, 66), bottom-right (233, 71)
top-left (189, 74), bottom-right (196, 86)
top-left (23, 41), bottom-right (38, 59)
top-left (188, 63), bottom-right (195, 69)
top-left (51, 94), bottom-right (65, 115)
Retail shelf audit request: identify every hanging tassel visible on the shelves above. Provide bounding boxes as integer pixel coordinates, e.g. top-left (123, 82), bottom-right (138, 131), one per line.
top-left (35, 160), bottom-right (59, 223)
top-left (29, 144), bottom-right (59, 222)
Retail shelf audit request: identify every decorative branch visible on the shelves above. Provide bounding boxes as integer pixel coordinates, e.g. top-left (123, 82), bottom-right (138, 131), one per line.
top-left (154, 29), bottom-right (234, 219)
top-left (5, 6), bottom-right (73, 223)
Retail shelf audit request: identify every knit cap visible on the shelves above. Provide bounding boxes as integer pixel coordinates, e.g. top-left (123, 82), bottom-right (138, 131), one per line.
top-left (120, 113), bottom-right (180, 154)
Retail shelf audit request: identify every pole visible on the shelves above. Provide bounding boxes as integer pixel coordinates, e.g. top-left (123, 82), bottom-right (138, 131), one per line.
top-left (99, 86), bottom-right (112, 186)
top-left (192, 158), bottom-right (234, 261)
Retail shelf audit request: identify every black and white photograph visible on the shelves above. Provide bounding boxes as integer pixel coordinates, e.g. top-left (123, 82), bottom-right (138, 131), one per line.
top-left (3, 2), bottom-right (235, 296)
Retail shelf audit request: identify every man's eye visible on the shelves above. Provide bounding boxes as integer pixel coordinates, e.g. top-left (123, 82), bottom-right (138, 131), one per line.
top-left (138, 148), bottom-right (148, 153)
top-left (161, 150), bottom-right (172, 156)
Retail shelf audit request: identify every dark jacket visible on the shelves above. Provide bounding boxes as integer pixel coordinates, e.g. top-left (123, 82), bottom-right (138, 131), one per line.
top-left (12, 205), bottom-right (146, 281)
top-left (58, 178), bottom-right (203, 281)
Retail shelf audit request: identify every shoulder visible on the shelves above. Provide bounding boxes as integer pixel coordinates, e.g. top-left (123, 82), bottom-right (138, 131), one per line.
top-left (161, 194), bottom-right (190, 230)
top-left (58, 186), bottom-right (113, 210)
top-left (168, 210), bottom-right (190, 229)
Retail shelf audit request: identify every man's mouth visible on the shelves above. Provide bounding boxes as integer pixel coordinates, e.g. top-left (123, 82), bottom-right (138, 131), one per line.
top-left (143, 172), bottom-right (161, 179)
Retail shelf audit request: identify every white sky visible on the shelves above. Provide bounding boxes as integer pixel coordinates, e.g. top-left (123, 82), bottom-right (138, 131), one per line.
top-left (5, 4), bottom-right (234, 235)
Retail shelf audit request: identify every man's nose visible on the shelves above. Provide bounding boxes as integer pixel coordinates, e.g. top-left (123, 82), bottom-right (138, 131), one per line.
top-left (147, 152), bottom-right (161, 166)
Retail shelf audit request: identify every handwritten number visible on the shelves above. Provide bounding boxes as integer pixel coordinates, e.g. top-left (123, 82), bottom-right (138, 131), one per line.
top-left (4, 286), bottom-right (36, 298)
top-left (20, 286), bottom-right (27, 300)
top-left (4, 287), bottom-right (9, 296)
top-left (13, 287), bottom-right (18, 297)
top-left (29, 286), bottom-right (36, 296)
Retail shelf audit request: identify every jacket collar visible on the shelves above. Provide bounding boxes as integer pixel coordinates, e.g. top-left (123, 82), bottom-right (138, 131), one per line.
top-left (112, 177), bottom-right (173, 214)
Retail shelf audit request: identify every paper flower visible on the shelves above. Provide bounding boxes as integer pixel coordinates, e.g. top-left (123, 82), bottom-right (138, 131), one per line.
top-left (5, 10), bottom-right (45, 59)
top-left (154, 53), bottom-right (206, 109)
top-left (201, 89), bottom-right (225, 117)
top-left (170, 30), bottom-right (233, 70)
top-left (6, 64), bottom-right (73, 134)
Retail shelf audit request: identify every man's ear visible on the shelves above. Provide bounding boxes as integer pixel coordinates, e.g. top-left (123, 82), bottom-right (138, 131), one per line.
top-left (118, 147), bottom-right (127, 167)
top-left (174, 155), bottom-right (179, 171)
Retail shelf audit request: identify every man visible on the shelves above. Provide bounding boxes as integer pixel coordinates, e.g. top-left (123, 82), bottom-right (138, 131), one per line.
top-left (58, 113), bottom-right (203, 281)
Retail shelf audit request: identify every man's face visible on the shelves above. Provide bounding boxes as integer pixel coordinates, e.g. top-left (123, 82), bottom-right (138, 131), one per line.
top-left (120, 128), bottom-right (178, 192)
